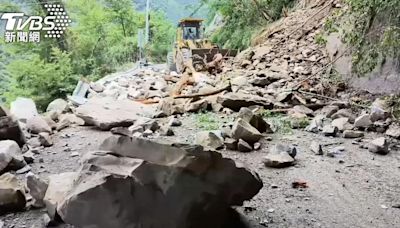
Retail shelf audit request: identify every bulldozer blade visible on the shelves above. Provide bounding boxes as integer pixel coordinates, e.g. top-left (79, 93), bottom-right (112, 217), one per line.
top-left (191, 48), bottom-right (238, 62)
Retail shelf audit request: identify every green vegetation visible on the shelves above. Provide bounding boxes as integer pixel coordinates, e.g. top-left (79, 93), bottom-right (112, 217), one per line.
top-left (203, 0), bottom-right (295, 50)
top-left (343, 0), bottom-right (399, 75)
top-left (0, 0), bottom-right (174, 110)
top-left (260, 109), bottom-right (309, 133)
top-left (194, 112), bottom-right (222, 131)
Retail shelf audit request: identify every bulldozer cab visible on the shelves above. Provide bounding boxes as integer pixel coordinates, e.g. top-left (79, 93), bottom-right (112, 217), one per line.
top-left (178, 19), bottom-right (204, 41)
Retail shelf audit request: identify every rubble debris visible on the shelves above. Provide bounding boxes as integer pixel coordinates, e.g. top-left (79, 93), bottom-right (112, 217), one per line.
top-left (238, 107), bottom-right (273, 133)
top-left (238, 139), bottom-right (253, 152)
top-left (370, 98), bottom-right (390, 122)
top-left (46, 99), bottom-right (69, 116)
top-left (368, 137), bottom-right (389, 155)
top-left (10, 97), bottom-right (38, 123)
top-left (26, 116), bottom-right (52, 134)
top-left (0, 140), bottom-right (26, 173)
top-left (224, 138), bottom-right (238, 150)
top-left (322, 125), bottom-right (338, 137)
top-left (331, 118), bottom-right (352, 132)
top-left (0, 108), bottom-right (26, 146)
top-left (26, 173), bottom-right (48, 208)
top-left (0, 173), bottom-right (26, 215)
top-left (263, 144), bottom-right (296, 168)
top-left (343, 130), bottom-right (364, 139)
top-left (217, 92), bottom-right (273, 111)
top-left (56, 136), bottom-right (262, 228)
top-left (38, 132), bottom-right (53, 147)
top-left (231, 118), bottom-right (263, 144)
top-left (354, 114), bottom-right (373, 129)
top-left (75, 97), bottom-right (155, 130)
top-left (385, 124), bottom-right (400, 139)
top-left (195, 131), bottom-right (224, 150)
top-left (44, 172), bottom-right (77, 221)
top-left (310, 141), bottom-right (323, 155)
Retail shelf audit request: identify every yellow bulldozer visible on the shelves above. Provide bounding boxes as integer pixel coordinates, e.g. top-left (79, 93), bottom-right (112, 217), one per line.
top-left (167, 18), bottom-right (237, 73)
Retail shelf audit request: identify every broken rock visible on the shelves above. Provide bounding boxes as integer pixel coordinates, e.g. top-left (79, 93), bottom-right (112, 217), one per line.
top-left (231, 118), bottom-right (263, 144)
top-left (385, 124), bottom-right (400, 139)
top-left (264, 144), bottom-right (296, 168)
top-left (46, 99), bottom-right (68, 116)
top-left (26, 173), bottom-right (48, 208)
top-left (195, 131), bottom-right (224, 150)
top-left (343, 130), bottom-right (364, 139)
top-left (237, 139), bottom-right (253, 153)
top-left (27, 116), bottom-right (52, 134)
top-left (217, 92), bottom-right (273, 111)
top-left (57, 137), bottom-right (263, 228)
top-left (75, 97), bottom-right (155, 130)
top-left (224, 138), bottom-right (238, 150)
top-left (10, 97), bottom-right (38, 123)
top-left (39, 132), bottom-right (53, 147)
top-left (354, 114), bottom-right (372, 129)
top-left (331, 117), bottom-right (352, 132)
top-left (322, 125), bottom-right (338, 137)
top-left (310, 141), bottom-right (323, 155)
top-left (0, 140), bottom-right (26, 173)
top-left (0, 173), bottom-right (26, 215)
top-left (0, 110), bottom-right (26, 146)
top-left (368, 137), bottom-right (389, 155)
top-left (238, 107), bottom-right (273, 133)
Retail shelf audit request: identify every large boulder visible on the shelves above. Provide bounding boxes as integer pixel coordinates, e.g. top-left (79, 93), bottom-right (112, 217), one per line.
top-left (231, 118), bottom-right (263, 144)
top-left (26, 116), bottom-right (52, 134)
top-left (10, 97), bottom-right (39, 123)
top-left (0, 107), bottom-right (26, 147)
top-left (217, 92), bottom-right (273, 111)
top-left (75, 97), bottom-right (155, 130)
top-left (46, 99), bottom-right (68, 116)
top-left (10, 98), bottom-right (38, 123)
top-left (44, 172), bottom-right (77, 221)
top-left (0, 173), bottom-right (26, 215)
top-left (56, 136), bottom-right (263, 228)
top-left (0, 140), bottom-right (26, 173)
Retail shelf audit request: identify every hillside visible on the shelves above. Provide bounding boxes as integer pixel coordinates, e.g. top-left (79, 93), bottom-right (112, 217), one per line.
top-left (135, 0), bottom-right (208, 23)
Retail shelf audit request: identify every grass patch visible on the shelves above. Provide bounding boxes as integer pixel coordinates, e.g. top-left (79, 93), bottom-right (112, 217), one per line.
top-left (259, 109), bottom-right (310, 133)
top-left (195, 112), bottom-right (223, 131)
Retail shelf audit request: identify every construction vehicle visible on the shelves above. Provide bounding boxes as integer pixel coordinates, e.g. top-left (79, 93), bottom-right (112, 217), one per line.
top-left (167, 18), bottom-right (237, 73)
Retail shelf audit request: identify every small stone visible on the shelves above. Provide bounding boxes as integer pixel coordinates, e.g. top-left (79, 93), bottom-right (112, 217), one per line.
top-left (381, 205), bottom-right (389, 209)
top-left (38, 132), bottom-right (53, 147)
top-left (343, 130), bottom-right (364, 139)
top-left (253, 142), bottom-right (261, 150)
top-left (224, 138), bottom-right (238, 150)
top-left (142, 129), bottom-right (153, 137)
top-left (23, 151), bottom-right (35, 164)
top-left (368, 137), bottom-right (389, 155)
top-left (267, 208), bottom-right (275, 213)
top-left (354, 114), bottom-right (372, 129)
top-left (238, 139), bottom-right (253, 153)
top-left (310, 141), bottom-right (323, 155)
top-left (70, 152), bottom-right (79, 157)
top-left (331, 118), bottom-right (352, 132)
top-left (159, 126), bottom-right (175, 136)
top-left (385, 124), bottom-right (400, 139)
top-left (322, 125), bottom-right (338, 137)
top-left (16, 165), bottom-right (32, 174)
top-left (264, 145), bottom-right (295, 168)
top-left (168, 117), bottom-right (182, 127)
